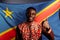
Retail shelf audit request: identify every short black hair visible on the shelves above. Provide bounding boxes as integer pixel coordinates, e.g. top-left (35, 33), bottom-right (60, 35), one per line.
top-left (26, 7), bottom-right (36, 12)
top-left (26, 7), bottom-right (36, 16)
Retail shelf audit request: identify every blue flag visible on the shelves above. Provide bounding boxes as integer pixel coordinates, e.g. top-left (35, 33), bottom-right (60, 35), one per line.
top-left (0, 0), bottom-right (60, 40)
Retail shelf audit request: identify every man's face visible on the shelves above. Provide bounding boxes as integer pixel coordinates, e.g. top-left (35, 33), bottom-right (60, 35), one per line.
top-left (27, 9), bottom-right (36, 22)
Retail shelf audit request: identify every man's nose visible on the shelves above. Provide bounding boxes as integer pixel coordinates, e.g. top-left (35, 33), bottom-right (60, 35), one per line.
top-left (31, 15), bottom-right (35, 17)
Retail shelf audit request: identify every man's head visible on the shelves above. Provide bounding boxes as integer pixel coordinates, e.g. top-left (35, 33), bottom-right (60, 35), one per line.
top-left (26, 7), bottom-right (36, 22)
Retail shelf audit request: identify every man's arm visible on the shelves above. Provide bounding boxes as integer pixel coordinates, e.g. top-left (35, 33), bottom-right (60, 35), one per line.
top-left (42, 19), bottom-right (54, 40)
top-left (15, 24), bottom-right (23, 40)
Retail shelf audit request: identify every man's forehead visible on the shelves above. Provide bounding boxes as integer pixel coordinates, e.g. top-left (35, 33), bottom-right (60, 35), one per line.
top-left (29, 9), bottom-right (36, 11)
top-left (29, 10), bottom-right (36, 13)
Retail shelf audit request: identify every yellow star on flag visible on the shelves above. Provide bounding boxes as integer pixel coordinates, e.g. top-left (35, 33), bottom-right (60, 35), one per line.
top-left (3, 7), bottom-right (13, 18)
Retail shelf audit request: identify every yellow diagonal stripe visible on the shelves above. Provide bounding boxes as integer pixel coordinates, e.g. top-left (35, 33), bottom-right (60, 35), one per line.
top-left (0, 26), bottom-right (16, 36)
top-left (11, 37), bottom-right (15, 40)
top-left (0, 0), bottom-right (60, 37)
top-left (36, 0), bottom-right (59, 16)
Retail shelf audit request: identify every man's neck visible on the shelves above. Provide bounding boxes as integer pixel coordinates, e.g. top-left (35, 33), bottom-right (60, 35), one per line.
top-left (27, 20), bottom-right (34, 23)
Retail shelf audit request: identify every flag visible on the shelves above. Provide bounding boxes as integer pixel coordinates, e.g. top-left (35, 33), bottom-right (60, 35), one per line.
top-left (0, 0), bottom-right (60, 40)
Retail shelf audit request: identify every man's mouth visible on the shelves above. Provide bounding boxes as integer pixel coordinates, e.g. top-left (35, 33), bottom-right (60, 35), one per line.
top-left (29, 17), bottom-right (34, 21)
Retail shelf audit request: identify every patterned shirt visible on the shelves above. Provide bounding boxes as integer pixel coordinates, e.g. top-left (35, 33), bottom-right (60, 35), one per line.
top-left (18, 21), bottom-right (42, 40)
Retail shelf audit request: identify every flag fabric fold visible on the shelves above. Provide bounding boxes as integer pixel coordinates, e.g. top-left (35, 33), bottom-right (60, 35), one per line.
top-left (0, 0), bottom-right (60, 40)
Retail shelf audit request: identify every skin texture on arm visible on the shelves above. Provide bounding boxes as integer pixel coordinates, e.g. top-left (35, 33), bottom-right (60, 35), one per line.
top-left (15, 24), bottom-right (23, 40)
top-left (42, 19), bottom-right (54, 40)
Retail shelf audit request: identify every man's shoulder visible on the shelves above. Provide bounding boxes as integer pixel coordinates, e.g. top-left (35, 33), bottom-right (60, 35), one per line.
top-left (33, 21), bottom-right (41, 26)
top-left (18, 22), bottom-right (27, 26)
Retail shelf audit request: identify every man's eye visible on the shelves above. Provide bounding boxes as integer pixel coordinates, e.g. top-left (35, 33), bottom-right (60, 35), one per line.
top-left (32, 13), bottom-right (36, 15)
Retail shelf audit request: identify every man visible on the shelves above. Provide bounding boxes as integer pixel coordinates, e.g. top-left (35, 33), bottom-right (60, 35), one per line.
top-left (16, 7), bottom-right (54, 40)
top-left (59, 9), bottom-right (60, 20)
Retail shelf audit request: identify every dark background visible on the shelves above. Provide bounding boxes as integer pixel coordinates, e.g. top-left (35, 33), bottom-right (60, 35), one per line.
top-left (0, 0), bottom-right (52, 4)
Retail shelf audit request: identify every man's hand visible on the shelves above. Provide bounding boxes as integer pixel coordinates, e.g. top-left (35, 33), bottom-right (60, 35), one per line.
top-left (42, 20), bottom-right (54, 40)
top-left (42, 19), bottom-right (51, 33)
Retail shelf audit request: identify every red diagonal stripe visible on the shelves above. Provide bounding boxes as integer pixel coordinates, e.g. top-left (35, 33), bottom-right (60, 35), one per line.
top-left (0, 1), bottom-right (60, 40)
top-left (0, 29), bottom-right (16, 40)
top-left (34, 1), bottom-right (60, 23)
